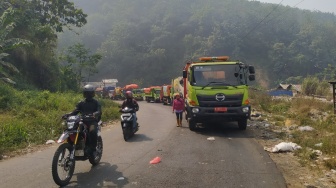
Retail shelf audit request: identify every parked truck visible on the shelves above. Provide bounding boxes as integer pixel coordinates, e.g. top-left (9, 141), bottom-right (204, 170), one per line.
top-left (112, 87), bottom-right (124, 100)
top-left (182, 56), bottom-right (255, 131)
top-left (144, 88), bottom-right (151, 102)
top-left (102, 86), bottom-right (115, 99)
top-left (145, 86), bottom-right (161, 103)
top-left (160, 85), bottom-right (172, 105)
top-left (132, 88), bottom-right (145, 101)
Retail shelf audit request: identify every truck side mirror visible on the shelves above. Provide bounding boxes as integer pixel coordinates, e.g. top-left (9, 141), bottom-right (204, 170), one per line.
top-left (183, 70), bottom-right (187, 78)
top-left (249, 75), bottom-right (255, 81)
top-left (249, 66), bottom-right (255, 74)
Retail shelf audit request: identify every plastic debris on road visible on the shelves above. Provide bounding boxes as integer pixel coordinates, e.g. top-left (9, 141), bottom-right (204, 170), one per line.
top-left (298, 126), bottom-right (314, 131)
top-left (46, 140), bottom-right (55, 144)
top-left (207, 137), bottom-right (215, 141)
top-left (150, 156), bottom-right (161, 164)
top-left (270, 142), bottom-right (302, 153)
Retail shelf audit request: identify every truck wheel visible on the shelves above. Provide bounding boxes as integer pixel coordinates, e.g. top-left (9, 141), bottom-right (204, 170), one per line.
top-left (238, 119), bottom-right (247, 130)
top-left (188, 120), bottom-right (196, 131)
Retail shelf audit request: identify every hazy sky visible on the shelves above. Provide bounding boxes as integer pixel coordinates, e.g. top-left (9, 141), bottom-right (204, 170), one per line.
top-left (249, 0), bottom-right (336, 14)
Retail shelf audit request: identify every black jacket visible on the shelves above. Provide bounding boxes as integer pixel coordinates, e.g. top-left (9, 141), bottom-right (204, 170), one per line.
top-left (69, 98), bottom-right (102, 121)
top-left (121, 98), bottom-right (139, 111)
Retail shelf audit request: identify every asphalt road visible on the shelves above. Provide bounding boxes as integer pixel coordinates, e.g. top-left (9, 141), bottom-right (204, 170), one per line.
top-left (0, 101), bottom-right (286, 188)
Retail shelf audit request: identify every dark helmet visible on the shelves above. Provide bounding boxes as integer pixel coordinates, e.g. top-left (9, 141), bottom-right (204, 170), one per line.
top-left (83, 84), bottom-right (95, 99)
top-left (125, 90), bottom-right (133, 99)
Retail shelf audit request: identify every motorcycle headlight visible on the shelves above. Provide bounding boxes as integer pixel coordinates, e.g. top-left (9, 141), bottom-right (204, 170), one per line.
top-left (67, 122), bottom-right (75, 129)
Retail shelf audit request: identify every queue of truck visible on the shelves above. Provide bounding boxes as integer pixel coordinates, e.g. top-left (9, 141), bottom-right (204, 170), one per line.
top-left (108, 55), bottom-right (255, 131)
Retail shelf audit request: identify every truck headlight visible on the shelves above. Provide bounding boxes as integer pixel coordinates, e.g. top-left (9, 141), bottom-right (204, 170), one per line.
top-left (192, 108), bottom-right (200, 113)
top-left (242, 107), bottom-right (249, 113)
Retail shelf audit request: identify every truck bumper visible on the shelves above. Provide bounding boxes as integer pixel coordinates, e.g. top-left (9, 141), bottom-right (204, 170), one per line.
top-left (186, 105), bottom-right (251, 123)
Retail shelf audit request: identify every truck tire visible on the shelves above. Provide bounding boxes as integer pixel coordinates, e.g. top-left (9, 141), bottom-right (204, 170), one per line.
top-left (188, 120), bottom-right (196, 131)
top-left (238, 119), bottom-right (247, 130)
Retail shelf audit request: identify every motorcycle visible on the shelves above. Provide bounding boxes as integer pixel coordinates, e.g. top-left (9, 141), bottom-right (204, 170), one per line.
top-left (51, 114), bottom-right (103, 187)
top-left (119, 106), bottom-right (138, 141)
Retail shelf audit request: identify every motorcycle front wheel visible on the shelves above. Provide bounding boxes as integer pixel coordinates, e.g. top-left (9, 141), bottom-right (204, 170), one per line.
top-left (51, 143), bottom-right (75, 187)
top-left (89, 136), bottom-right (103, 165)
top-left (122, 123), bottom-right (131, 141)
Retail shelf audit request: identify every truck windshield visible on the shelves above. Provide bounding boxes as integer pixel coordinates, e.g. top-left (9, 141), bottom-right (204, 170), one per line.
top-left (192, 64), bottom-right (246, 86)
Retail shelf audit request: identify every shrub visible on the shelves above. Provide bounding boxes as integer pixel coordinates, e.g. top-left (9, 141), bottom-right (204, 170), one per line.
top-left (0, 88), bottom-right (120, 157)
top-left (302, 76), bottom-right (319, 95)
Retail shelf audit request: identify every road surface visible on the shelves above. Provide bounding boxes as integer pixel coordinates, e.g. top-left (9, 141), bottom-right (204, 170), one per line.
top-left (0, 101), bottom-right (286, 188)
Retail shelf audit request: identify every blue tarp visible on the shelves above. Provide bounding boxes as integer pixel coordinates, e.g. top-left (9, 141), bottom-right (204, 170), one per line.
top-left (268, 90), bottom-right (293, 96)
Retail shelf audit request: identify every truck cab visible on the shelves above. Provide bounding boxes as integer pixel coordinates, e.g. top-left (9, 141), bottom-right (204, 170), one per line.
top-left (183, 56), bottom-right (255, 131)
top-left (133, 89), bottom-right (144, 101)
top-left (145, 86), bottom-right (161, 103)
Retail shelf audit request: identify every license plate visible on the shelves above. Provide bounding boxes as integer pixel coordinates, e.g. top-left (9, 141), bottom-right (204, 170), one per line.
top-left (214, 107), bottom-right (227, 112)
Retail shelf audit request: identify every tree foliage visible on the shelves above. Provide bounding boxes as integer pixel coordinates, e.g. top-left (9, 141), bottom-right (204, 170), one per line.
top-left (32, 0), bottom-right (87, 32)
top-left (59, 43), bottom-right (102, 91)
top-left (58, 0), bottom-right (336, 88)
top-left (1, 0), bottom-right (87, 90)
top-left (2, 0), bottom-right (336, 89)
top-left (0, 5), bottom-right (32, 84)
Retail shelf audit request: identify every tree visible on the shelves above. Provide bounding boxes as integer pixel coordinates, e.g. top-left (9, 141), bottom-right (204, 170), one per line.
top-left (31, 0), bottom-right (87, 32)
top-left (60, 43), bottom-right (102, 89)
top-left (0, 5), bottom-right (31, 84)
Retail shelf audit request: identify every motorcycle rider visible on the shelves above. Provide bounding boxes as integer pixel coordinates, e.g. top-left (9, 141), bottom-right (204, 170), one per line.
top-left (120, 90), bottom-right (139, 130)
top-left (63, 84), bottom-right (102, 156)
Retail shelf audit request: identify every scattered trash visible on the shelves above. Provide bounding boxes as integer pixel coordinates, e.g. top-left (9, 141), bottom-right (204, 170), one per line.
top-left (150, 156), bottom-right (161, 164)
top-left (117, 177), bottom-right (125, 181)
top-left (251, 113), bottom-right (261, 117)
top-left (46, 140), bottom-right (55, 145)
top-left (312, 150), bottom-right (322, 156)
top-left (207, 137), bottom-right (215, 141)
top-left (298, 126), bottom-right (314, 131)
top-left (270, 142), bottom-right (302, 153)
top-left (314, 143), bottom-right (323, 147)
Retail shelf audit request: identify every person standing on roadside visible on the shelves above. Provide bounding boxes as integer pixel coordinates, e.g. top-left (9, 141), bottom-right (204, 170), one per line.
top-left (172, 93), bottom-right (184, 127)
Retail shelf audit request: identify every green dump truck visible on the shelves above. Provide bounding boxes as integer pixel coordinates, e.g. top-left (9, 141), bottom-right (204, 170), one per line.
top-left (145, 86), bottom-right (161, 103)
top-left (182, 56), bottom-right (255, 131)
top-left (133, 89), bottom-right (144, 101)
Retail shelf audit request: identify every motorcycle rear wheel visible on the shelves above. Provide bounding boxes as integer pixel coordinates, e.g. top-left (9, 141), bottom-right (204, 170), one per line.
top-left (51, 143), bottom-right (75, 187)
top-left (89, 136), bottom-right (103, 165)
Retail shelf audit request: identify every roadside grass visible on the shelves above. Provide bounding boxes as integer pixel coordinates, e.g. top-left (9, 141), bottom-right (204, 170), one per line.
top-left (249, 89), bottom-right (336, 170)
top-left (0, 85), bottom-right (120, 158)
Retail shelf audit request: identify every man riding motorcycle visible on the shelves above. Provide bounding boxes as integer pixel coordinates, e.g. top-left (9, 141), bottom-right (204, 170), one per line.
top-left (62, 84), bottom-right (102, 156)
top-left (121, 91), bottom-right (139, 130)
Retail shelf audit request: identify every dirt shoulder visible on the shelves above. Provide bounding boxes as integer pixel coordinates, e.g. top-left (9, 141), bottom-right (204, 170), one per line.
top-left (249, 118), bottom-right (336, 188)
